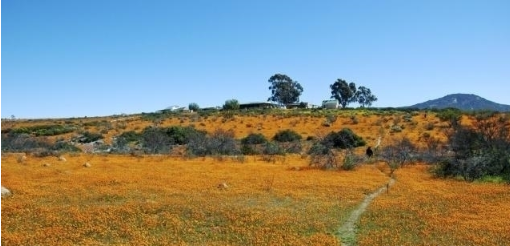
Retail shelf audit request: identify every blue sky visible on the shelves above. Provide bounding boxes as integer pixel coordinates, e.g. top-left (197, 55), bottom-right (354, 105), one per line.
top-left (2, 0), bottom-right (509, 119)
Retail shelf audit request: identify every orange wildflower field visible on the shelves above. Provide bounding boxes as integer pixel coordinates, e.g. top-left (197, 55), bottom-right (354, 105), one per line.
top-left (358, 165), bottom-right (510, 246)
top-left (2, 154), bottom-right (389, 245)
top-left (2, 110), bottom-right (510, 245)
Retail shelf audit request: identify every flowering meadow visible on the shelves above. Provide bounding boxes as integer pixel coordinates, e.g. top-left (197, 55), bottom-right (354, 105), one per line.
top-left (2, 154), bottom-right (388, 245)
top-left (358, 165), bottom-right (510, 245)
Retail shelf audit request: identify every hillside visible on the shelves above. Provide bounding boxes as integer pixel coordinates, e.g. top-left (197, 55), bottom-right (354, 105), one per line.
top-left (2, 109), bottom-right (510, 245)
top-left (1, 109), bottom-right (452, 152)
top-left (409, 93), bottom-right (510, 112)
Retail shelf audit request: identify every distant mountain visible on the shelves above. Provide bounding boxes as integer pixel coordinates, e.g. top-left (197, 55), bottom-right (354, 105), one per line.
top-left (409, 94), bottom-right (510, 112)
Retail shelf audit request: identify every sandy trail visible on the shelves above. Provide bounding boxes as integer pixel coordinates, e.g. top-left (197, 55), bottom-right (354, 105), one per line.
top-left (337, 177), bottom-right (396, 246)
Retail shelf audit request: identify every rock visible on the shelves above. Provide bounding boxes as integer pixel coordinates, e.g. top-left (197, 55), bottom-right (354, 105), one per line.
top-left (217, 182), bottom-right (228, 190)
top-left (17, 155), bottom-right (27, 163)
top-left (43, 163), bottom-right (51, 167)
top-left (2, 186), bottom-right (12, 198)
top-left (83, 162), bottom-right (91, 168)
top-left (58, 156), bottom-right (67, 162)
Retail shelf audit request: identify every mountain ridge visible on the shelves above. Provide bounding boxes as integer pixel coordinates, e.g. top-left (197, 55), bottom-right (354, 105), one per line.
top-left (409, 93), bottom-right (510, 112)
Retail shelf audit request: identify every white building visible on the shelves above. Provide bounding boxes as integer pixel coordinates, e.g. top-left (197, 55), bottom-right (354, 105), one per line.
top-left (322, 99), bottom-right (339, 109)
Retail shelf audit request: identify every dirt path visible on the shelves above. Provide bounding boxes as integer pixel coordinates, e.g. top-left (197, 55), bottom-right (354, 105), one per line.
top-left (337, 177), bottom-right (396, 246)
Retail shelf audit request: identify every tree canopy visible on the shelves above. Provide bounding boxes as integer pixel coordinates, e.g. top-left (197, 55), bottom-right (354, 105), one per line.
top-left (330, 79), bottom-right (357, 108)
top-left (188, 102), bottom-right (200, 111)
top-left (268, 74), bottom-right (304, 105)
top-left (223, 99), bottom-right (240, 110)
top-left (355, 86), bottom-right (378, 107)
top-left (330, 79), bottom-right (378, 108)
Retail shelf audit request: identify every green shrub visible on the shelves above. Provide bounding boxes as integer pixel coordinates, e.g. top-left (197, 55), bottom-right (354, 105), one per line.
top-left (321, 128), bottom-right (366, 149)
top-left (164, 126), bottom-right (205, 145)
top-left (117, 131), bottom-right (141, 143)
top-left (136, 125), bottom-right (209, 154)
top-left (379, 137), bottom-right (416, 168)
top-left (273, 129), bottom-right (302, 142)
top-left (52, 141), bottom-right (82, 152)
top-left (342, 150), bottom-right (363, 171)
top-left (11, 124), bottom-right (75, 136)
top-left (241, 133), bottom-right (268, 145)
top-left (308, 142), bottom-right (338, 169)
top-left (1, 132), bottom-right (52, 152)
top-left (186, 129), bottom-right (240, 157)
top-left (207, 129), bottom-right (240, 156)
top-left (141, 127), bottom-right (173, 154)
top-left (76, 131), bottom-right (104, 143)
top-left (306, 136), bottom-right (316, 141)
top-left (1, 132), bottom-right (81, 154)
top-left (433, 114), bottom-right (510, 182)
top-left (308, 142), bottom-right (329, 155)
top-left (436, 108), bottom-right (462, 124)
top-left (281, 141), bottom-right (302, 154)
top-left (262, 142), bottom-right (285, 155)
top-left (241, 145), bottom-right (259, 155)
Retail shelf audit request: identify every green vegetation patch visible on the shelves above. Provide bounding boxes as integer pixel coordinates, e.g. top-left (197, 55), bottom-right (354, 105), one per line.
top-left (8, 124), bottom-right (76, 136)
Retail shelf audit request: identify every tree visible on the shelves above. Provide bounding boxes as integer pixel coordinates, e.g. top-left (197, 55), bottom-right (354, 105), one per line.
top-left (355, 86), bottom-right (378, 107)
top-left (223, 99), bottom-right (240, 110)
top-left (330, 79), bottom-right (357, 108)
top-left (188, 102), bottom-right (200, 111)
top-left (268, 74), bottom-right (303, 105)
